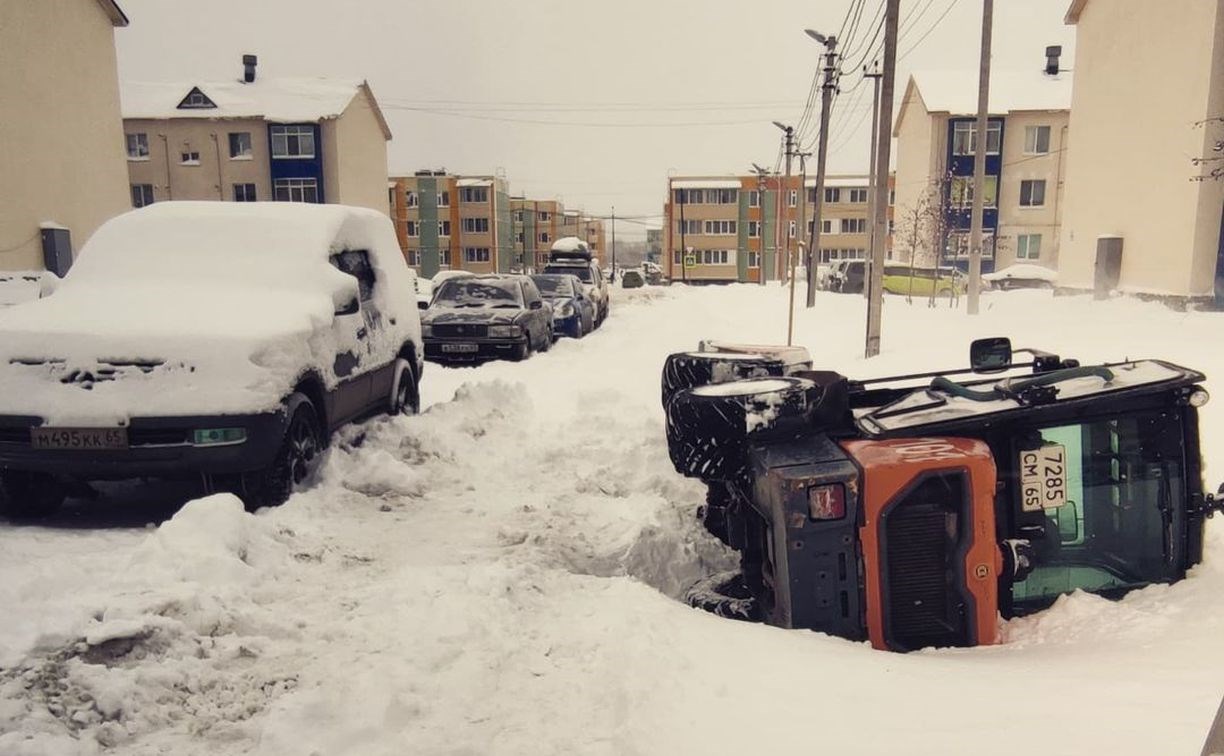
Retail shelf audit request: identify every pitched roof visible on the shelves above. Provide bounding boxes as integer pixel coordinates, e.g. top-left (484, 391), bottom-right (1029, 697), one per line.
top-left (1065, 0), bottom-right (1089, 24)
top-left (95, 0), bottom-right (128, 26)
top-left (121, 77), bottom-right (392, 139)
top-left (894, 69), bottom-right (1072, 135)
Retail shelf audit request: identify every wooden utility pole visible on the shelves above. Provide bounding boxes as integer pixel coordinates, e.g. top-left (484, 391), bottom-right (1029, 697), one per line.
top-left (774, 122), bottom-right (798, 344)
top-left (805, 31), bottom-right (838, 308)
top-left (864, 0), bottom-right (899, 358)
top-left (751, 163), bottom-right (770, 285)
top-left (864, 64), bottom-right (883, 298)
top-left (967, 0), bottom-right (994, 315)
top-left (610, 207), bottom-right (616, 282)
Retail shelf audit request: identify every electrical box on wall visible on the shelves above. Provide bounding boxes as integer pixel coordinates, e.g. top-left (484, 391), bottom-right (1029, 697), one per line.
top-left (40, 225), bottom-right (72, 277)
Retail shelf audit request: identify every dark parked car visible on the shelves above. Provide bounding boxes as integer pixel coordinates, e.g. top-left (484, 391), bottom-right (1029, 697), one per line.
top-left (621, 270), bottom-right (645, 289)
top-left (531, 274), bottom-right (594, 338)
top-left (829, 260), bottom-right (868, 293)
top-left (422, 275), bottom-right (553, 363)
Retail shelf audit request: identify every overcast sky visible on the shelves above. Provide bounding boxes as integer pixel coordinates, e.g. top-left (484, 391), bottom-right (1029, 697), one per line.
top-left (114, 0), bottom-right (1076, 239)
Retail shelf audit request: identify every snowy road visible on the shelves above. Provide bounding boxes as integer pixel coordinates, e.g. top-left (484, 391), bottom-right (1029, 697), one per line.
top-left (3, 285), bottom-right (1224, 755)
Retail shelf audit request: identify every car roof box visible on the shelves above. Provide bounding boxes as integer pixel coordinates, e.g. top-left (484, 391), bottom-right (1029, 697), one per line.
top-left (549, 236), bottom-right (592, 261)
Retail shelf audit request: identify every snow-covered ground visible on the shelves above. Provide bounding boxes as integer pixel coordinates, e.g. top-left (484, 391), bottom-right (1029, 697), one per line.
top-left (3, 284), bottom-right (1224, 755)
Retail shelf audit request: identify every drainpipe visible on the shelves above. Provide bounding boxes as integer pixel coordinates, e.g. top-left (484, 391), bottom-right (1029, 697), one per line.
top-left (1053, 124), bottom-right (1068, 263)
top-left (160, 133), bottom-right (172, 199)
top-left (211, 133), bottom-right (224, 200)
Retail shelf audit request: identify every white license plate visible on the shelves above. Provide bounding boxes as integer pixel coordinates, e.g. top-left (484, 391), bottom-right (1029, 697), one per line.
top-left (31, 427), bottom-right (128, 450)
top-left (1020, 443), bottom-right (1068, 512)
top-left (441, 343), bottom-right (479, 354)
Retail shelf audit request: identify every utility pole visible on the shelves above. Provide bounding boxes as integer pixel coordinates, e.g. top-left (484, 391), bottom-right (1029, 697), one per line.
top-left (610, 207), bottom-right (616, 282)
top-left (864, 63), bottom-right (883, 298)
top-left (751, 163), bottom-right (770, 285)
top-left (773, 122), bottom-right (795, 284)
top-left (679, 188), bottom-right (688, 284)
top-left (864, 0), bottom-right (899, 358)
top-left (804, 29), bottom-right (838, 308)
top-left (967, 0), bottom-right (994, 316)
top-left (791, 150), bottom-right (811, 345)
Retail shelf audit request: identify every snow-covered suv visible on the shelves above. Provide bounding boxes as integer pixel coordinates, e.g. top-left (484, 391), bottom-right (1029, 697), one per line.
top-left (0, 202), bottom-right (423, 518)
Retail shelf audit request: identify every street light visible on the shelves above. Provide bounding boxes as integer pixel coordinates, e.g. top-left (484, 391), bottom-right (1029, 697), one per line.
top-left (804, 28), bottom-right (829, 45)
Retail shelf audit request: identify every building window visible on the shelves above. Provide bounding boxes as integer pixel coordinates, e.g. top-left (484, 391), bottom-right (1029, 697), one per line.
top-left (540, 232), bottom-right (550, 243)
top-left (1016, 233), bottom-right (1042, 260)
top-left (822, 219), bottom-right (836, 234)
top-left (440, 248), bottom-right (452, 266)
top-left (678, 219), bottom-right (701, 235)
top-left (788, 220), bottom-right (796, 239)
top-left (824, 187), bottom-right (841, 203)
top-left (747, 251), bottom-right (761, 268)
top-left (228, 132), bottom-right (253, 159)
top-left (438, 220), bottom-right (451, 237)
top-left (1024, 125), bottom-right (1051, 155)
top-left (177, 87), bottom-right (216, 109)
top-left (1019, 179), bottom-right (1047, 207)
top-left (273, 177), bottom-right (319, 203)
top-left (232, 183), bottom-right (257, 202)
top-left (848, 188), bottom-right (868, 203)
top-left (130, 184), bottom-right (154, 208)
top-left (406, 191), bottom-right (419, 208)
top-left (951, 176), bottom-right (999, 208)
top-left (701, 249), bottom-right (730, 265)
top-left (704, 220), bottom-right (736, 235)
top-left (270, 125), bottom-right (316, 159)
top-left (841, 218), bottom-right (867, 234)
top-left (538, 210), bottom-right (549, 221)
top-left (749, 190), bottom-right (760, 208)
top-left (464, 247), bottom-right (491, 263)
top-left (462, 217), bottom-right (490, 234)
top-left (952, 121), bottom-right (1002, 156)
top-left (747, 221), bottom-right (761, 238)
top-left (180, 151), bottom-right (200, 165)
top-left (407, 249), bottom-right (420, 266)
top-left (460, 186), bottom-right (489, 203)
top-left (406, 221), bottom-right (419, 237)
top-left (437, 191), bottom-right (450, 207)
top-left (788, 190), bottom-right (798, 208)
top-left (125, 133), bottom-right (149, 160)
top-left (710, 189), bottom-right (738, 204)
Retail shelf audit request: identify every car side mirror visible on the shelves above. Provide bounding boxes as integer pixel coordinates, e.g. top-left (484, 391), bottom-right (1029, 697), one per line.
top-left (530, 300), bottom-right (543, 310)
top-left (970, 337), bottom-right (1012, 372)
top-left (417, 300), bottom-right (429, 311)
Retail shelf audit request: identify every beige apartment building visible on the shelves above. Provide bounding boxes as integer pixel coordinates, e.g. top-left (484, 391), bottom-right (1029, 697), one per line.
top-left (389, 172), bottom-right (513, 277)
top-left (122, 61), bottom-right (391, 215)
top-left (892, 68), bottom-right (1071, 273)
top-left (661, 174), bottom-right (889, 283)
top-left (0, 0), bottom-right (131, 274)
top-left (508, 199), bottom-right (606, 270)
top-left (1059, 0), bottom-right (1224, 302)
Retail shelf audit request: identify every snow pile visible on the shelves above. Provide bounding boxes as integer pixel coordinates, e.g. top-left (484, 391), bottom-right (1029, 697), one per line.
top-left (983, 262), bottom-right (1059, 283)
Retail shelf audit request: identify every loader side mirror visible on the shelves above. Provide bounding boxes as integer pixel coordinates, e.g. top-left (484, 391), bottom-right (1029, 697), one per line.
top-left (971, 337), bottom-right (1012, 373)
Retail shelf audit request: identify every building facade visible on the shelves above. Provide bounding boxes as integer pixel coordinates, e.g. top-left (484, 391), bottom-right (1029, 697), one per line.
top-left (1059, 0), bottom-right (1224, 301)
top-left (892, 70), bottom-right (1071, 273)
top-left (646, 228), bottom-right (663, 262)
top-left (661, 174), bottom-right (890, 283)
top-left (0, 0), bottom-right (131, 274)
top-left (122, 64), bottom-right (392, 215)
top-left (389, 172), bottom-right (512, 277)
top-left (508, 199), bottom-right (605, 270)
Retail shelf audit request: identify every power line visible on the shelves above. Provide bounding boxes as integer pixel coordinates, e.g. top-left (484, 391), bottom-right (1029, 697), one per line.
top-left (898, 0), bottom-right (962, 60)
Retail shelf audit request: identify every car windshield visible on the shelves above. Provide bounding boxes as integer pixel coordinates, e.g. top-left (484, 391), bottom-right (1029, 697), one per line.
top-left (434, 279), bottom-right (522, 308)
top-left (533, 276), bottom-right (575, 296)
top-left (546, 265), bottom-right (592, 283)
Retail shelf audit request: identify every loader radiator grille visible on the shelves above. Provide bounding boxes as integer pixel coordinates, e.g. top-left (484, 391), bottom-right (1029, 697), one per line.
top-left (883, 473), bottom-right (969, 650)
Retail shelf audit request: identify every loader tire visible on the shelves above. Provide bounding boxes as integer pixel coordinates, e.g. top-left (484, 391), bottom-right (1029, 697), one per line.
top-left (661, 351), bottom-right (789, 408)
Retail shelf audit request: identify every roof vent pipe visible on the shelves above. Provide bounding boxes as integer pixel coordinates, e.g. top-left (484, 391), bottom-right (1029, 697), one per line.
top-left (1044, 46), bottom-right (1062, 76)
top-left (242, 54), bottom-right (257, 83)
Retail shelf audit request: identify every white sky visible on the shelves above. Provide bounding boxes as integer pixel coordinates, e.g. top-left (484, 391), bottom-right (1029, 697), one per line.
top-left (113, 0), bottom-right (1076, 239)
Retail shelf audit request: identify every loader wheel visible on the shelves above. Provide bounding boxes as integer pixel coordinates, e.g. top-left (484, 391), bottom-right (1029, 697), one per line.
top-left (661, 350), bottom-right (790, 407)
top-left (685, 570), bottom-right (761, 622)
top-left (697, 483), bottom-right (733, 546)
top-left (665, 377), bottom-right (817, 483)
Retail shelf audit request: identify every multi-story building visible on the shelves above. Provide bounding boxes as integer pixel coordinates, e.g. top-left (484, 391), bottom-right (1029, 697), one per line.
top-left (1, 0), bottom-right (132, 274)
top-left (389, 171), bottom-right (512, 277)
top-left (646, 229), bottom-right (663, 262)
top-left (892, 68), bottom-right (1072, 273)
top-left (1059, 0), bottom-right (1224, 303)
top-left (122, 59), bottom-right (392, 215)
top-left (579, 217), bottom-right (607, 263)
top-left (511, 198), bottom-right (562, 270)
top-left (661, 174), bottom-right (890, 283)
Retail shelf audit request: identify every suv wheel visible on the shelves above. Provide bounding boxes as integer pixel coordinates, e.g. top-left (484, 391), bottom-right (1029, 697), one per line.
top-left (0, 470), bottom-right (66, 520)
top-left (391, 359), bottom-right (419, 415)
top-left (242, 393), bottom-right (323, 510)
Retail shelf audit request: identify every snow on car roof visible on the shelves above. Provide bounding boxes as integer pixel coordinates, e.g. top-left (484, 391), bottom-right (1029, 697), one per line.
top-left (550, 236), bottom-right (589, 253)
top-left (983, 263), bottom-right (1059, 282)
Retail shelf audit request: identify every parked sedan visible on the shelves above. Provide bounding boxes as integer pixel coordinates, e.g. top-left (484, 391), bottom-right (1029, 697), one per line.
top-left (532, 274), bottom-right (594, 338)
top-left (422, 275), bottom-right (553, 363)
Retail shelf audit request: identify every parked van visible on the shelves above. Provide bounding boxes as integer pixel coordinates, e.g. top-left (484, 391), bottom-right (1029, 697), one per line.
top-left (881, 264), bottom-right (966, 299)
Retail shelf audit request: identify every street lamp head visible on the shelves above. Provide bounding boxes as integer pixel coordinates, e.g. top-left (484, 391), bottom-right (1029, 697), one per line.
top-left (751, 162), bottom-right (767, 174)
top-left (804, 29), bottom-right (828, 45)
top-left (772, 120), bottom-right (791, 133)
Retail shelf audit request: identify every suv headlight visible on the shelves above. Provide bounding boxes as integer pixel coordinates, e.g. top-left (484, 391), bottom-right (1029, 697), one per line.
top-left (556, 303), bottom-right (574, 318)
top-left (421, 324), bottom-right (433, 337)
top-left (489, 325), bottom-right (522, 338)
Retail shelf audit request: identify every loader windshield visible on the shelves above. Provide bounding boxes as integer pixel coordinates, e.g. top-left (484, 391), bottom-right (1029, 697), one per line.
top-left (1009, 410), bottom-right (1186, 610)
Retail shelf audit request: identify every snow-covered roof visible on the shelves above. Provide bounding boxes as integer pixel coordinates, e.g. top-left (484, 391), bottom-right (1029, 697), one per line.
top-left (672, 179), bottom-right (742, 189)
top-left (121, 78), bottom-right (392, 138)
top-left (895, 70), bottom-right (1072, 135)
top-left (456, 178), bottom-right (493, 188)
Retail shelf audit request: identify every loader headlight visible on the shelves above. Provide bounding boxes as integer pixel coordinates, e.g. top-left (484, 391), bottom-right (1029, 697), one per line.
top-left (1189, 388), bottom-right (1210, 408)
top-left (808, 484), bottom-right (846, 521)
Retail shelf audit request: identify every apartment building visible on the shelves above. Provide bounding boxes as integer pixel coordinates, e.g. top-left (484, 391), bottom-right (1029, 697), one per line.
top-left (389, 171), bottom-right (513, 277)
top-left (507, 199), bottom-right (606, 269)
top-left (661, 174), bottom-right (890, 283)
top-left (1059, 0), bottom-right (1224, 302)
top-left (122, 59), bottom-right (392, 215)
top-left (892, 67), bottom-right (1072, 273)
top-left (1, 0), bottom-right (131, 274)
top-left (646, 229), bottom-right (663, 262)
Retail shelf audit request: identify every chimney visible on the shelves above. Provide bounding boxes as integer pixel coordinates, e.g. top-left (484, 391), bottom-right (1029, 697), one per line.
top-left (242, 54), bottom-right (258, 84)
top-left (1044, 45), bottom-right (1062, 76)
